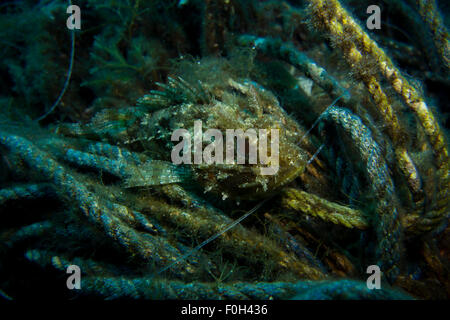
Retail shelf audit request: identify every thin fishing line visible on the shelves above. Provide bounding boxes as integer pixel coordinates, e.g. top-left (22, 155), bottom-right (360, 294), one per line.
top-left (158, 197), bottom-right (271, 274)
top-left (307, 143), bottom-right (325, 165)
top-left (298, 94), bottom-right (345, 144)
top-left (36, 0), bottom-right (75, 122)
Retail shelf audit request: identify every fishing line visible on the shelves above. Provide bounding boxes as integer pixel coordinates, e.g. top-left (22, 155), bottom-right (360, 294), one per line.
top-left (36, 0), bottom-right (75, 122)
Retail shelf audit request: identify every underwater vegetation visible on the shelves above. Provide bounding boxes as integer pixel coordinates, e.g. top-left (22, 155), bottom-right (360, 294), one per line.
top-left (0, 0), bottom-right (449, 300)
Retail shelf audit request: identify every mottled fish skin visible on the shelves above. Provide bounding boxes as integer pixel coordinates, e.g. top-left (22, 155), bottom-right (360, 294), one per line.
top-left (142, 78), bottom-right (308, 201)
